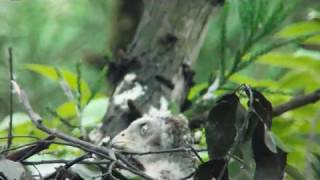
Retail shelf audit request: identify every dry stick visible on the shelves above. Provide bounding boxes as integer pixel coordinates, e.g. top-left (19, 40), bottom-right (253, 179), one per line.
top-left (22, 159), bottom-right (110, 165)
top-left (1, 142), bottom-right (39, 154)
top-left (45, 153), bottom-right (92, 179)
top-left (11, 80), bottom-right (153, 180)
top-left (188, 145), bottom-right (204, 163)
top-left (108, 160), bottom-right (118, 180)
top-left (2, 139), bottom-right (80, 155)
top-left (119, 148), bottom-right (207, 156)
top-left (76, 62), bottom-right (82, 111)
top-left (75, 62), bottom-right (87, 137)
top-left (66, 153), bottom-right (91, 169)
top-left (7, 47), bottom-right (13, 150)
top-left (4, 136), bottom-right (55, 162)
top-left (31, 164), bottom-right (43, 180)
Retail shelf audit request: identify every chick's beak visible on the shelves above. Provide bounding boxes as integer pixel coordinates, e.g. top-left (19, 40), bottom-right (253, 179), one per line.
top-left (110, 132), bottom-right (128, 150)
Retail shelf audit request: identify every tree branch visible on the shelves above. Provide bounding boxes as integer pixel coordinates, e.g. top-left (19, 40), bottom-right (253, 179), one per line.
top-left (44, 153), bottom-right (92, 180)
top-left (7, 47), bottom-right (14, 151)
top-left (6, 135), bottom-right (55, 162)
top-left (189, 89), bottom-right (320, 129)
top-left (272, 89), bottom-right (320, 117)
top-left (22, 159), bottom-right (110, 165)
top-left (11, 80), bottom-right (154, 180)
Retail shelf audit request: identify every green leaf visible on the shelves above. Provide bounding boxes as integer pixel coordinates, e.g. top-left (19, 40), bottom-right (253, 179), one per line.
top-left (279, 71), bottom-right (320, 93)
top-left (56, 101), bottom-right (77, 119)
top-left (276, 21), bottom-right (320, 44)
top-left (0, 112), bottom-right (30, 131)
top-left (285, 164), bottom-right (305, 180)
top-left (230, 74), bottom-right (279, 89)
top-left (264, 127), bottom-right (278, 153)
top-left (25, 64), bottom-right (92, 104)
top-left (188, 83), bottom-right (208, 101)
top-left (82, 97), bottom-right (108, 127)
top-left (0, 113), bottom-right (46, 142)
top-left (257, 52), bottom-right (320, 74)
top-left (269, 131), bottom-right (291, 152)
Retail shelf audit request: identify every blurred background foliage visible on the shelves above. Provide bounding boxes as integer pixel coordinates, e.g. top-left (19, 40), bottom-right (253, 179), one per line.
top-left (0, 0), bottom-right (319, 179)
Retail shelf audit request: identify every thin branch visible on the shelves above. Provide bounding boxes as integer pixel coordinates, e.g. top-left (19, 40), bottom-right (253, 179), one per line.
top-left (22, 159), bottom-right (110, 165)
top-left (188, 145), bottom-right (204, 163)
top-left (218, 3), bottom-right (228, 82)
top-left (76, 62), bottom-right (82, 110)
top-left (12, 81), bottom-right (105, 156)
top-left (1, 142), bottom-right (38, 154)
top-left (31, 164), bottom-right (44, 180)
top-left (55, 68), bottom-right (76, 101)
top-left (5, 136), bottom-right (55, 162)
top-left (76, 62), bottom-right (87, 138)
top-left (66, 153), bottom-right (91, 169)
top-left (55, 68), bottom-right (84, 136)
top-left (45, 153), bottom-right (92, 179)
top-left (12, 80), bottom-right (153, 180)
top-left (272, 89), bottom-right (320, 117)
top-left (190, 89), bottom-right (320, 129)
top-left (119, 148), bottom-right (207, 156)
top-left (108, 161), bottom-right (119, 180)
top-left (7, 47), bottom-right (14, 151)
top-left (86, 66), bottom-right (107, 105)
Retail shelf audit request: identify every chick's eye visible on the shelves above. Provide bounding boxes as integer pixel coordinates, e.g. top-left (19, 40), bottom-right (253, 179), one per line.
top-left (140, 124), bottom-right (149, 136)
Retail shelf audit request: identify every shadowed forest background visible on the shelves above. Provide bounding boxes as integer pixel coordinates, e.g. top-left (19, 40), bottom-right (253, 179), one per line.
top-left (0, 0), bottom-right (320, 179)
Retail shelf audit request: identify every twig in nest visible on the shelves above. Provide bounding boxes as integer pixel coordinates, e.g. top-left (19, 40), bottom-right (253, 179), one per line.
top-left (7, 47), bottom-right (14, 151)
top-left (108, 160), bottom-right (119, 180)
top-left (119, 148), bottom-right (207, 156)
top-left (22, 159), bottom-right (110, 165)
top-left (45, 153), bottom-right (92, 179)
top-left (6, 135), bottom-right (55, 162)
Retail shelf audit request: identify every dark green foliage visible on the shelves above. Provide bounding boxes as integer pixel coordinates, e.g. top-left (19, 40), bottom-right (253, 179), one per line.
top-left (204, 88), bottom-right (287, 180)
top-left (205, 93), bottom-right (240, 159)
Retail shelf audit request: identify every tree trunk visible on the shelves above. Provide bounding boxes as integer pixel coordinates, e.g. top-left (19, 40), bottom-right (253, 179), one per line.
top-left (109, 0), bottom-right (143, 56)
top-left (98, 0), bottom-right (222, 138)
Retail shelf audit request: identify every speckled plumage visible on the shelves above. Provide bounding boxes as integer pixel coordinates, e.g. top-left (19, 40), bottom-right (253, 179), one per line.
top-left (111, 114), bottom-right (196, 180)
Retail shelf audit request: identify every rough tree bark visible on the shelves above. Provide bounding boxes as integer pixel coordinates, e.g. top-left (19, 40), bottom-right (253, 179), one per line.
top-left (98, 0), bottom-right (223, 138)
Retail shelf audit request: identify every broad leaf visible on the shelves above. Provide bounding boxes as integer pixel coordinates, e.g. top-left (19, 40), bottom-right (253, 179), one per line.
top-left (25, 64), bottom-right (92, 104)
top-left (246, 89), bottom-right (287, 180)
top-left (205, 93), bottom-right (242, 159)
top-left (276, 21), bottom-right (320, 44)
